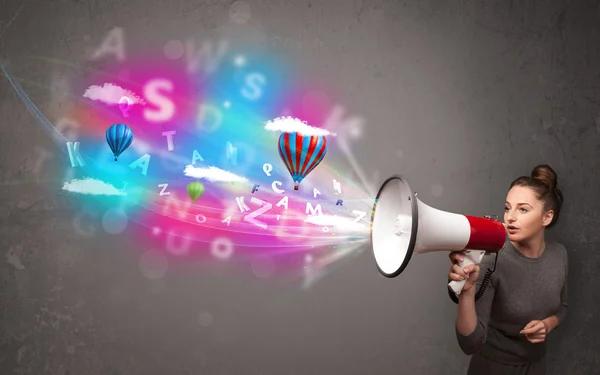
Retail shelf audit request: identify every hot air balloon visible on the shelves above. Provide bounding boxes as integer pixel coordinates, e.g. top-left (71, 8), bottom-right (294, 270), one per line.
top-left (106, 123), bottom-right (134, 161)
top-left (278, 132), bottom-right (328, 190)
top-left (187, 181), bottom-right (205, 201)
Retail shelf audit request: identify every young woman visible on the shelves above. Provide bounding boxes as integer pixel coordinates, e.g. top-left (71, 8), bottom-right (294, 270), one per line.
top-left (447, 164), bottom-right (568, 375)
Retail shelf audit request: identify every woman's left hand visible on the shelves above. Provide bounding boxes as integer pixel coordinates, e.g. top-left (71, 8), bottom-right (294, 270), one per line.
top-left (520, 320), bottom-right (548, 343)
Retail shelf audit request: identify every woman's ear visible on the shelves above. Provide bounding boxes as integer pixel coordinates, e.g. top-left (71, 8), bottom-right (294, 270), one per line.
top-left (542, 210), bottom-right (555, 227)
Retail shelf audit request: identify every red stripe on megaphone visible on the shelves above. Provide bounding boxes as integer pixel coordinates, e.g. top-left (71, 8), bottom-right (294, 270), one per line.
top-left (464, 216), bottom-right (506, 252)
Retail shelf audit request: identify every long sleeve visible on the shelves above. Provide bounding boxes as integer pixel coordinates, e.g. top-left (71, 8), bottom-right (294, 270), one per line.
top-left (446, 241), bottom-right (568, 364)
top-left (452, 254), bottom-right (497, 355)
top-left (553, 246), bottom-right (568, 324)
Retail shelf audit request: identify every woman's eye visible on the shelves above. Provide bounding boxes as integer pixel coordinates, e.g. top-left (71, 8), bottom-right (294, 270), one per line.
top-left (504, 207), bottom-right (509, 211)
top-left (520, 208), bottom-right (528, 213)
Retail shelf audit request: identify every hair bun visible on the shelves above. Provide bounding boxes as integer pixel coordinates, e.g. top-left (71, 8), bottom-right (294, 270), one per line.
top-left (531, 164), bottom-right (558, 190)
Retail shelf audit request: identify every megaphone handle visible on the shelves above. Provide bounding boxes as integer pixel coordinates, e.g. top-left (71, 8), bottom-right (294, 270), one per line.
top-left (448, 250), bottom-right (487, 295)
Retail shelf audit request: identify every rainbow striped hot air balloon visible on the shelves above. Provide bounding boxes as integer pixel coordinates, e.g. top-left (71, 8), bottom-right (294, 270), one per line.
top-left (278, 132), bottom-right (328, 190)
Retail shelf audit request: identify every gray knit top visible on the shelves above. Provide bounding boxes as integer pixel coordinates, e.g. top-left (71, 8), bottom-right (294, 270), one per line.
top-left (452, 239), bottom-right (568, 365)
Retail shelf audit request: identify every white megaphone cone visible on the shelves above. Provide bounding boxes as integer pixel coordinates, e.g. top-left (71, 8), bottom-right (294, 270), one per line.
top-left (370, 175), bottom-right (506, 295)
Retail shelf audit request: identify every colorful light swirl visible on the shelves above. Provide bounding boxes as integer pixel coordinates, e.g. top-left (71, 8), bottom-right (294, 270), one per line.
top-left (1, 35), bottom-right (375, 281)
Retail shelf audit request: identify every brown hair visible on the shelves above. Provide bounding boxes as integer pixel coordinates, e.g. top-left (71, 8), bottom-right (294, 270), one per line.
top-left (509, 164), bottom-right (564, 228)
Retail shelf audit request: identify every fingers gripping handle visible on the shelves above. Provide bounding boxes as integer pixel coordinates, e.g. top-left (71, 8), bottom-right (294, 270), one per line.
top-left (448, 250), bottom-right (487, 295)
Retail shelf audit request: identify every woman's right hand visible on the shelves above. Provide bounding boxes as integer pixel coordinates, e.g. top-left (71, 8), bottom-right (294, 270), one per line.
top-left (448, 251), bottom-right (480, 294)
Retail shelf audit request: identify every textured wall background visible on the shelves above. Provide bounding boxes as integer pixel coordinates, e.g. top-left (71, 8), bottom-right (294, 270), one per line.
top-left (1, 0), bottom-right (599, 374)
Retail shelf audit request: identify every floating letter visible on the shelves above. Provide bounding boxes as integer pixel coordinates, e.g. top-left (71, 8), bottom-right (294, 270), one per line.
top-left (185, 39), bottom-right (229, 75)
top-left (333, 179), bottom-right (342, 195)
top-left (313, 188), bottom-right (321, 198)
top-left (66, 142), bottom-right (85, 167)
top-left (211, 236), bottom-right (234, 260)
top-left (276, 196), bottom-right (289, 210)
top-left (243, 197), bottom-right (273, 229)
top-left (235, 196), bottom-right (250, 212)
top-left (263, 163), bottom-right (273, 176)
top-left (162, 131), bottom-right (176, 151)
top-left (158, 183), bottom-right (170, 196)
top-left (272, 181), bottom-right (284, 194)
top-left (197, 103), bottom-right (222, 132)
top-left (129, 154), bottom-right (151, 176)
top-left (144, 79), bottom-right (175, 122)
top-left (91, 27), bottom-right (125, 62)
top-left (191, 150), bottom-right (204, 164)
top-left (241, 73), bottom-right (266, 100)
top-left (305, 203), bottom-right (323, 216)
top-left (352, 210), bottom-right (367, 223)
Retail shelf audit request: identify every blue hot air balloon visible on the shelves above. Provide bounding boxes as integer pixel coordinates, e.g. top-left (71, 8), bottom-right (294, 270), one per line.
top-left (278, 132), bottom-right (328, 190)
top-left (106, 123), bottom-right (134, 161)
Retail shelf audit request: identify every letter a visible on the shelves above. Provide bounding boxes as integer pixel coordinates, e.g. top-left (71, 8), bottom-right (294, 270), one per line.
top-left (91, 27), bottom-right (125, 62)
top-left (191, 150), bottom-right (204, 164)
top-left (129, 154), bottom-right (151, 176)
top-left (276, 196), bottom-right (289, 210)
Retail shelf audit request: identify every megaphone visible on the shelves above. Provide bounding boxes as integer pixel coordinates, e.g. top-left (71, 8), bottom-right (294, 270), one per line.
top-left (370, 175), bottom-right (506, 295)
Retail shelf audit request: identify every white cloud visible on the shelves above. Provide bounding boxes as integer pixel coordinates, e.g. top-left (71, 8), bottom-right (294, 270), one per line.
top-left (183, 165), bottom-right (249, 183)
top-left (62, 178), bottom-right (126, 196)
top-left (82, 83), bottom-right (146, 105)
top-left (264, 116), bottom-right (336, 136)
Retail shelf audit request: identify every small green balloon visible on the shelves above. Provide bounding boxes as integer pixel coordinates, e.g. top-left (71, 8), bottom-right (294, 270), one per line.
top-left (187, 181), bottom-right (205, 201)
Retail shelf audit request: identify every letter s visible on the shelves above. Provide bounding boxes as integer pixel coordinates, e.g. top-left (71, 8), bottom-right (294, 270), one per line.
top-left (144, 79), bottom-right (175, 122)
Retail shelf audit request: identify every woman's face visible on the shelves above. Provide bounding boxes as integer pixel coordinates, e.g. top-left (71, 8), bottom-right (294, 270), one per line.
top-left (504, 186), bottom-right (554, 242)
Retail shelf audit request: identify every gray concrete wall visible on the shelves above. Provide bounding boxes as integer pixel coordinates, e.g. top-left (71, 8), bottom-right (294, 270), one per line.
top-left (0, 0), bottom-right (598, 374)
